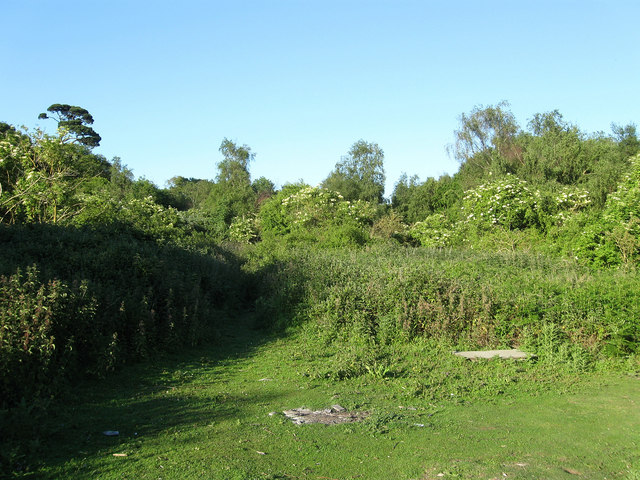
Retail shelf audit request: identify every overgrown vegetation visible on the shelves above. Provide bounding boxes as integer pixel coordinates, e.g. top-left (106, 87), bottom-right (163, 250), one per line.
top-left (1, 102), bottom-right (639, 476)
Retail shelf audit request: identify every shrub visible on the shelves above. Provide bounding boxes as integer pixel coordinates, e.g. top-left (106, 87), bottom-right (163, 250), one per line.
top-left (560, 154), bottom-right (640, 267)
top-left (257, 185), bottom-right (377, 247)
top-left (229, 215), bottom-right (259, 243)
top-left (251, 245), bottom-right (640, 360)
top-left (461, 174), bottom-right (541, 231)
top-left (0, 267), bottom-right (96, 406)
top-left (408, 213), bottom-right (458, 248)
top-left (0, 223), bottom-right (250, 409)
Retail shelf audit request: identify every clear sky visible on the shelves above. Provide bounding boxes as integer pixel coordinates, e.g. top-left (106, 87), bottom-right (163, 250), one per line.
top-left (2, 0), bottom-right (639, 197)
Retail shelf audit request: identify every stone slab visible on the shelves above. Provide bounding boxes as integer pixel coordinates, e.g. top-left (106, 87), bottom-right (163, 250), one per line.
top-left (453, 349), bottom-right (530, 360)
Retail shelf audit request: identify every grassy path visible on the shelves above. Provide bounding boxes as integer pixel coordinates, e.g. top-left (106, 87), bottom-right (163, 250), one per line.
top-left (20, 316), bottom-right (640, 479)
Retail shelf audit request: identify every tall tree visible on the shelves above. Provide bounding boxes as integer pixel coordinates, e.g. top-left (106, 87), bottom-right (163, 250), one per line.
top-left (449, 101), bottom-right (521, 174)
top-left (323, 140), bottom-right (385, 203)
top-left (205, 138), bottom-right (256, 223)
top-left (38, 104), bottom-right (102, 147)
top-left (612, 123), bottom-right (640, 159)
top-left (216, 138), bottom-right (253, 187)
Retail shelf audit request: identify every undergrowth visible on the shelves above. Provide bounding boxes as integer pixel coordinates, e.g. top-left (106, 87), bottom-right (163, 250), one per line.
top-left (248, 244), bottom-right (640, 363)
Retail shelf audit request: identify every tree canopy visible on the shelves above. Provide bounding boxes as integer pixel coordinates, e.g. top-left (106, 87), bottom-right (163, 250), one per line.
top-left (323, 140), bottom-right (386, 203)
top-left (39, 104), bottom-right (102, 147)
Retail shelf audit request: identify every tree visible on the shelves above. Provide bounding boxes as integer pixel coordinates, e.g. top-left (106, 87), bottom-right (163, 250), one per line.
top-left (612, 123), bottom-right (640, 159)
top-left (1, 131), bottom-right (93, 223)
top-left (252, 176), bottom-right (276, 207)
top-left (392, 173), bottom-right (461, 223)
top-left (163, 176), bottom-right (215, 210)
top-left (0, 123), bottom-right (30, 210)
top-left (216, 138), bottom-right (253, 187)
top-left (322, 140), bottom-right (385, 203)
top-left (38, 104), bottom-right (101, 147)
top-left (204, 139), bottom-right (256, 224)
top-left (448, 101), bottom-right (521, 177)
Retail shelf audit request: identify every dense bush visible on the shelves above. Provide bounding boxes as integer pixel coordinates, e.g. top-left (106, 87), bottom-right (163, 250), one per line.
top-left (552, 154), bottom-right (640, 267)
top-left (0, 223), bottom-right (250, 409)
top-left (256, 184), bottom-right (378, 247)
top-left (250, 245), bottom-right (640, 358)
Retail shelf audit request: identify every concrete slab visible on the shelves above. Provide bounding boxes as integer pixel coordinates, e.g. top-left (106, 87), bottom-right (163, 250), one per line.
top-left (282, 405), bottom-right (368, 425)
top-left (453, 349), bottom-right (530, 360)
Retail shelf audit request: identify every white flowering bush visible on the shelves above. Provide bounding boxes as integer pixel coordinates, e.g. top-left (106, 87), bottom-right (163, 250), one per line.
top-left (258, 184), bottom-right (377, 246)
top-left (229, 215), bottom-right (258, 244)
top-left (538, 186), bottom-right (592, 227)
top-left (408, 213), bottom-right (457, 248)
top-left (261, 185), bottom-right (376, 233)
top-left (554, 187), bottom-right (591, 212)
top-left (461, 175), bottom-right (541, 231)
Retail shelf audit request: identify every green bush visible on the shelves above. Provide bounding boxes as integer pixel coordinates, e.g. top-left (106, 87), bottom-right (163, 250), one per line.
top-left (250, 245), bottom-right (640, 361)
top-left (461, 175), bottom-right (541, 231)
top-left (257, 184), bottom-right (377, 247)
top-left (0, 223), bottom-right (250, 409)
top-left (553, 154), bottom-right (640, 267)
top-left (408, 213), bottom-right (458, 248)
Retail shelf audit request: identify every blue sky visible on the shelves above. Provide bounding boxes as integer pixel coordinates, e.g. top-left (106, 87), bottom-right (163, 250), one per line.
top-left (2, 0), bottom-right (639, 196)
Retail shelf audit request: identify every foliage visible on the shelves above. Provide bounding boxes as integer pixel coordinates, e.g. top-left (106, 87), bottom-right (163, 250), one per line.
top-left (0, 128), bottom-right (110, 224)
top-left (612, 122), bottom-right (640, 159)
top-left (0, 222), bottom-right (250, 411)
top-left (449, 101), bottom-right (520, 180)
top-left (567, 154), bottom-right (640, 266)
top-left (370, 209), bottom-right (409, 242)
top-left (408, 213), bottom-right (457, 248)
top-left (450, 104), bottom-right (636, 208)
top-left (249, 245), bottom-right (640, 359)
top-left (257, 184), bottom-right (378, 247)
top-left (461, 174), bottom-right (541, 231)
top-left (38, 104), bottom-right (102, 147)
top-left (0, 267), bottom-right (96, 407)
top-left (203, 139), bottom-right (257, 227)
top-left (323, 140), bottom-right (386, 203)
top-left (161, 176), bottom-right (215, 211)
top-left (216, 138), bottom-right (253, 186)
top-left (392, 173), bottom-right (461, 223)
top-left (229, 215), bottom-right (259, 244)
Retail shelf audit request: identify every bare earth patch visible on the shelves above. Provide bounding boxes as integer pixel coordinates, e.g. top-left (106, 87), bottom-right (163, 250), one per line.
top-left (281, 404), bottom-right (368, 425)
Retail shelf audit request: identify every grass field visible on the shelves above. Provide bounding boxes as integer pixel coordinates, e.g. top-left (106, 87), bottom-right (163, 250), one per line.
top-left (12, 313), bottom-right (639, 480)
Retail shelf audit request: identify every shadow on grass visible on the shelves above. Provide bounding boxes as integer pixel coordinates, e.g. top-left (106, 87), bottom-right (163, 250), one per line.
top-left (13, 313), bottom-right (283, 478)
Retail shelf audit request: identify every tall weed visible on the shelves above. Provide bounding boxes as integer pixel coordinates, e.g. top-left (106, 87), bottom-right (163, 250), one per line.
top-left (251, 244), bottom-right (640, 363)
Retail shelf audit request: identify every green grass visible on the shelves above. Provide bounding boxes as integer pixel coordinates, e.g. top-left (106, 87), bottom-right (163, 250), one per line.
top-left (11, 314), bottom-right (640, 480)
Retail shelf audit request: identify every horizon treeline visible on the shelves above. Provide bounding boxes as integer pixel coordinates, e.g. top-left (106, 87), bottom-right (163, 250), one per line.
top-left (2, 101), bottom-right (638, 265)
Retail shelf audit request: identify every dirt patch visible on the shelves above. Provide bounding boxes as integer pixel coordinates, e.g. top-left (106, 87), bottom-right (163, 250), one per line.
top-left (282, 404), bottom-right (368, 425)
